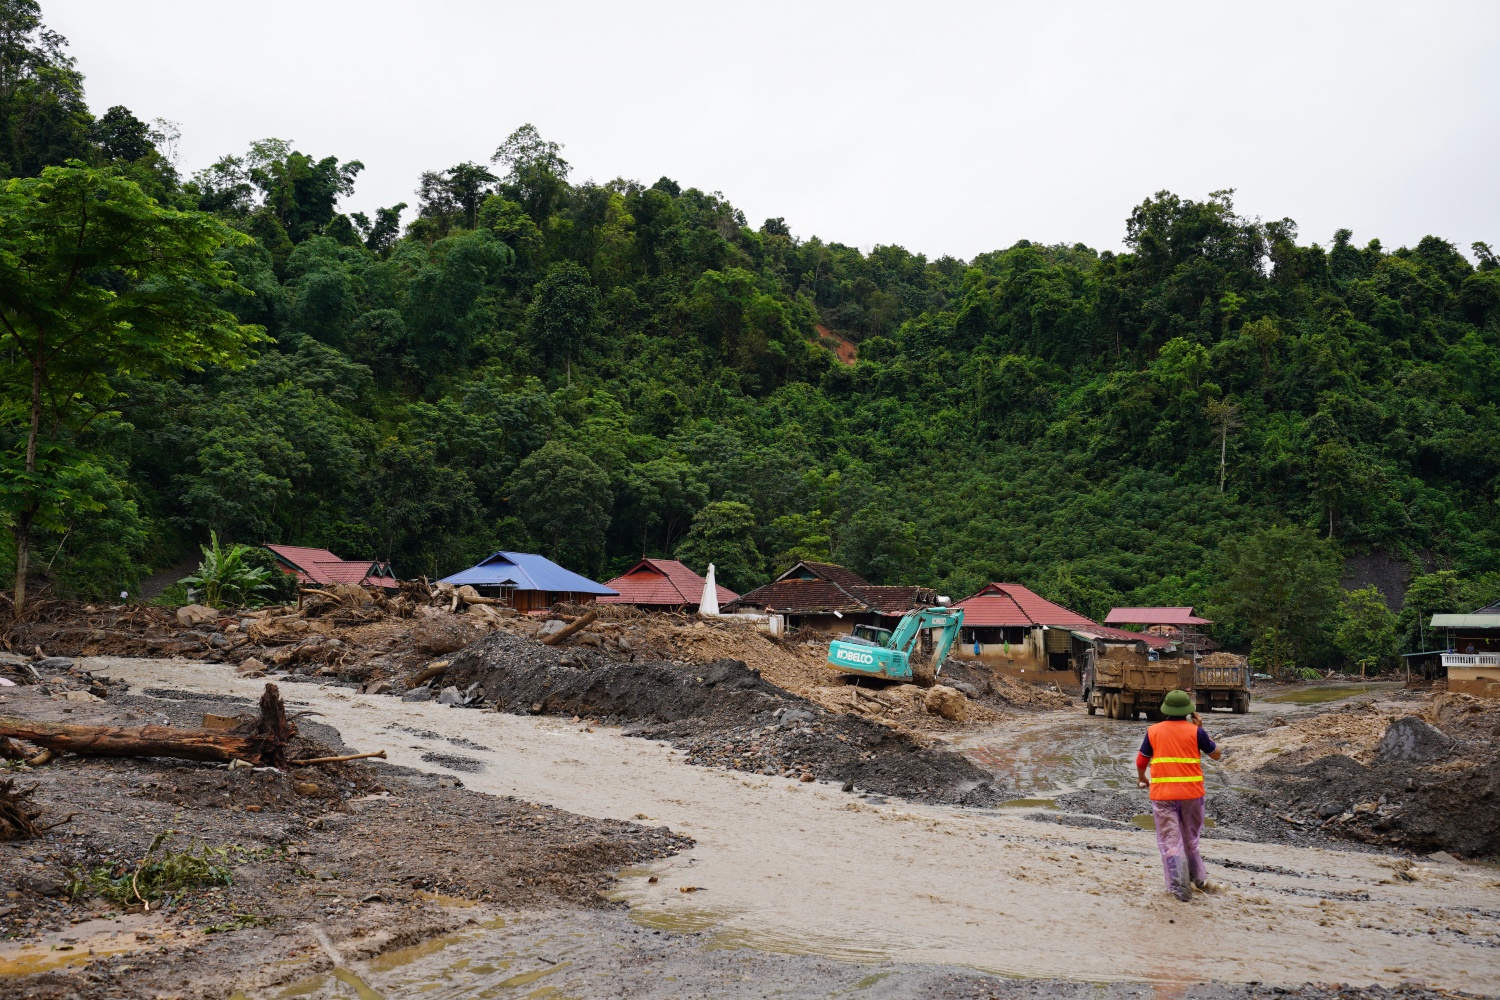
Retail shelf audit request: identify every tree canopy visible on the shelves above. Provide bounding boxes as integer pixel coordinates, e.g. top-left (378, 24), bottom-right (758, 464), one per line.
top-left (3, 2), bottom-right (1498, 669)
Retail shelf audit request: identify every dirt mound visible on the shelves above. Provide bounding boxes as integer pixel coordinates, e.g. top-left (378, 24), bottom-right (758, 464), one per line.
top-left (443, 633), bottom-right (1005, 806)
top-left (1223, 691), bottom-right (1500, 856)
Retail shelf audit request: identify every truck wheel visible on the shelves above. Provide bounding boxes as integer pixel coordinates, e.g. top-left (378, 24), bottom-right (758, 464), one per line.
top-left (1232, 693), bottom-right (1249, 714)
top-left (1107, 693), bottom-right (1121, 719)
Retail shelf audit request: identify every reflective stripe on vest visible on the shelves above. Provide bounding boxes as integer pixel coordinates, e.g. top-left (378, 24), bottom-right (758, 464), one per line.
top-left (1146, 719), bottom-right (1205, 801)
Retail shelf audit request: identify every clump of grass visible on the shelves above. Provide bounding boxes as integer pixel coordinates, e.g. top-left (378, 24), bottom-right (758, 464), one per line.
top-left (68, 829), bottom-right (234, 909)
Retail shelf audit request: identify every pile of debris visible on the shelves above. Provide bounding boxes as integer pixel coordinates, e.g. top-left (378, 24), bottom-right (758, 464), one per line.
top-left (1222, 691), bottom-right (1500, 857)
top-left (436, 632), bottom-right (1006, 806)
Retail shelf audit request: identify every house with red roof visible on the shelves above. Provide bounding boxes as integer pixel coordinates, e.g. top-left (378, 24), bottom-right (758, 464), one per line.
top-left (1104, 606), bottom-right (1216, 652)
top-left (727, 561), bottom-right (935, 633)
top-left (953, 583), bottom-right (1171, 674)
top-left (599, 558), bottom-right (738, 612)
top-left (263, 544), bottom-right (399, 591)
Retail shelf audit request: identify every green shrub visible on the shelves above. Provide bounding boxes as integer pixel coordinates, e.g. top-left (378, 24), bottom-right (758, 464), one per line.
top-left (68, 830), bottom-right (233, 908)
top-left (179, 532), bottom-right (272, 608)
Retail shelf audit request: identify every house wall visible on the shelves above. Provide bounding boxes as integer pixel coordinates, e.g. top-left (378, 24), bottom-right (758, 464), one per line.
top-left (1448, 665), bottom-right (1500, 697)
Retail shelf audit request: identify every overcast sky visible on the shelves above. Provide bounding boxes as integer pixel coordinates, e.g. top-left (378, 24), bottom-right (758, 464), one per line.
top-left (48, 1), bottom-right (1500, 261)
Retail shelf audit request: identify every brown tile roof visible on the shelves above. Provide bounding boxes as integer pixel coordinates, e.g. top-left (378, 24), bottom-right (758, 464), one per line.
top-left (856, 585), bottom-right (939, 614)
top-left (771, 560), bottom-right (871, 589)
top-left (732, 580), bottom-right (932, 617)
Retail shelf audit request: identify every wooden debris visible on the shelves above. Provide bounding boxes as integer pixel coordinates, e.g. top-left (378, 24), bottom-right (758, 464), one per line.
top-left (289, 749), bottom-right (387, 765)
top-left (0, 776), bottom-right (70, 839)
top-left (540, 610), bottom-right (599, 646)
top-left (0, 682), bottom-right (297, 767)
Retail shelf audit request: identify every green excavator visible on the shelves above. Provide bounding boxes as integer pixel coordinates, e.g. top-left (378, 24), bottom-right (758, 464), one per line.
top-left (826, 605), bottom-right (965, 685)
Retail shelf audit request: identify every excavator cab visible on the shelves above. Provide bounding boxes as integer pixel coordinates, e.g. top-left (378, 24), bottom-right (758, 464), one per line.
top-left (827, 607), bottom-right (965, 685)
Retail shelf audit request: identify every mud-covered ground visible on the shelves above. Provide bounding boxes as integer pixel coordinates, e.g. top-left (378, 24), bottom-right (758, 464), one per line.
top-left (443, 632), bottom-right (1007, 805)
top-left (0, 682), bottom-right (689, 998)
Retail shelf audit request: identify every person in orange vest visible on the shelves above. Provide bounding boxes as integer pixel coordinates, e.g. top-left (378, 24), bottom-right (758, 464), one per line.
top-left (1135, 689), bottom-right (1222, 901)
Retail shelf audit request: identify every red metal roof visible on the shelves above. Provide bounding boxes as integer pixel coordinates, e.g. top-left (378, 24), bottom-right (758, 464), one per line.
top-left (1105, 607), bottom-right (1212, 626)
top-left (731, 578), bottom-right (932, 617)
top-left (954, 583), bottom-right (1095, 628)
top-left (265, 544), bottom-right (397, 589)
top-left (599, 558), bottom-right (738, 607)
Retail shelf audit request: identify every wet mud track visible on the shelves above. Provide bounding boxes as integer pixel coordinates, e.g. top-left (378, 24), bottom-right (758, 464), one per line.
top-left (61, 659), bottom-right (1500, 997)
top-left (952, 687), bottom-right (1409, 847)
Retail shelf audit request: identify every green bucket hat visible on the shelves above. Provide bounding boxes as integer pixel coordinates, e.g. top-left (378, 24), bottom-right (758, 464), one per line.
top-left (1160, 690), bottom-right (1195, 717)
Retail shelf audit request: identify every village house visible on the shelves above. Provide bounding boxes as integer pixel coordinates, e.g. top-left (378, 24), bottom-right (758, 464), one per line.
top-left (1431, 604), bottom-right (1500, 696)
top-left (1104, 606), bottom-right (1215, 653)
top-left (727, 561), bottom-right (934, 633)
top-left (600, 558), bottom-right (738, 613)
top-left (263, 544), bottom-right (399, 591)
top-left (439, 551), bottom-right (618, 612)
top-left (953, 583), bottom-right (1171, 684)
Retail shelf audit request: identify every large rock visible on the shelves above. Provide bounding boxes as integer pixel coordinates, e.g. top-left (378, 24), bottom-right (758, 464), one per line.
top-left (924, 684), bottom-right (967, 721)
top-left (1376, 716), bottom-right (1454, 763)
top-left (176, 604), bottom-right (217, 627)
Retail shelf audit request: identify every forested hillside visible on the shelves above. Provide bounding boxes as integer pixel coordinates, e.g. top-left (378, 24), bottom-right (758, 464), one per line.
top-left (3, 2), bottom-right (1498, 669)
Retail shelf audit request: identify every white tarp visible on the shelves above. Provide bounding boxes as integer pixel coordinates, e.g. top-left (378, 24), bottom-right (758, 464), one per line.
top-left (699, 563), bottom-right (720, 616)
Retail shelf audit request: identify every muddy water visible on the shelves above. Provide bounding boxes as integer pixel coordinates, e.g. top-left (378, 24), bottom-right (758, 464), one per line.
top-left (1262, 682), bottom-right (1403, 705)
top-left (86, 658), bottom-right (1500, 994)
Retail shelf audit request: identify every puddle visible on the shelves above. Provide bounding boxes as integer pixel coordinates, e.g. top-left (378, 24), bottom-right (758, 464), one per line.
top-left (1263, 683), bottom-right (1400, 705)
top-left (999, 798), bottom-right (1058, 809)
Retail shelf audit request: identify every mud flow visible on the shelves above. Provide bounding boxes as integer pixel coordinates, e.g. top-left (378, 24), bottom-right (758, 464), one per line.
top-left (16, 657), bottom-right (1494, 999)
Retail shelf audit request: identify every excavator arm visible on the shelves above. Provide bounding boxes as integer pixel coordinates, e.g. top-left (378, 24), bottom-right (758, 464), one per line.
top-left (827, 606), bottom-right (965, 683)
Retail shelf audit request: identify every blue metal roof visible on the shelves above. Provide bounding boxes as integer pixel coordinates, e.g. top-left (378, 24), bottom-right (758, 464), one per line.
top-left (439, 551), bottom-right (618, 595)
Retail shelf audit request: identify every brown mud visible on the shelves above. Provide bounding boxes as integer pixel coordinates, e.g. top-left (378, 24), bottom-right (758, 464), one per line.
top-left (444, 633), bottom-right (1007, 805)
top-left (0, 682), bottom-right (688, 999)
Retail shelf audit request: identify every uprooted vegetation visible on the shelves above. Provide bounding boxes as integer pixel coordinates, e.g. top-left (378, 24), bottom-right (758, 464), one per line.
top-left (1221, 691), bottom-right (1500, 857)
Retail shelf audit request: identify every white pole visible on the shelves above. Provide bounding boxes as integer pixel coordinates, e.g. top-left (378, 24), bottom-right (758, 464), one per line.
top-left (700, 563), bottom-right (720, 616)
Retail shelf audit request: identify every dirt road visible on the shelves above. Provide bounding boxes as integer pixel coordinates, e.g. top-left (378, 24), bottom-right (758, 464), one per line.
top-left (83, 657), bottom-right (1500, 995)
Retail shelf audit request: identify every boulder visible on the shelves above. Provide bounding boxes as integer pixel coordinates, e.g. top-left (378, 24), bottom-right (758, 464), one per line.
top-left (176, 604), bottom-right (217, 627)
top-left (1376, 716), bottom-right (1454, 764)
top-left (31, 657), bottom-right (74, 671)
top-left (924, 684), bottom-right (967, 721)
top-left (237, 657), bottom-right (267, 675)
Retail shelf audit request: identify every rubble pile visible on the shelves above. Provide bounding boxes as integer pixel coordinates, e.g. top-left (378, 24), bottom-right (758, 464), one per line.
top-left (1223, 691), bottom-right (1500, 857)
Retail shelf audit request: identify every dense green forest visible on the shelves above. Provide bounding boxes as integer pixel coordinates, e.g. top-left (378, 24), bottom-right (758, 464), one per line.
top-left (3, 1), bottom-right (1498, 670)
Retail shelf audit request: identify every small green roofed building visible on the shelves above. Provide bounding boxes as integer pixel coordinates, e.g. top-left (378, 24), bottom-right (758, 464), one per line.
top-left (1431, 603), bottom-right (1500, 697)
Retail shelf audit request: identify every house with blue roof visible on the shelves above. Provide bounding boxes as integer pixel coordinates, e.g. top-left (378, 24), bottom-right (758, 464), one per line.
top-left (438, 551), bottom-right (618, 612)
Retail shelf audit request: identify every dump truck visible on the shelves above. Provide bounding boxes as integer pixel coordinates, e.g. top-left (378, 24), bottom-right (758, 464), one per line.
top-left (1082, 642), bottom-right (1191, 719)
top-left (1084, 643), bottom-right (1250, 719)
top-left (826, 606), bottom-right (964, 685)
top-left (1191, 657), bottom-right (1251, 714)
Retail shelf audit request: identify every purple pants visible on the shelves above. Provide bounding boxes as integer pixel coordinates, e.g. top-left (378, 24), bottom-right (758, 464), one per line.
top-left (1152, 797), bottom-right (1206, 894)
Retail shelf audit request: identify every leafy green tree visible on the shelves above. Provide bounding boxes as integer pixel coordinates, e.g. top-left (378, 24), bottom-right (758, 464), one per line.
top-left (836, 505), bottom-right (920, 586)
top-left (525, 261), bottom-right (599, 370)
top-left (1335, 585), bottom-right (1397, 675)
top-left (0, 0), bottom-right (92, 177)
top-left (0, 163), bottom-right (263, 607)
top-left (676, 501), bottom-right (763, 595)
top-left (507, 440), bottom-right (612, 572)
top-left (492, 123), bottom-right (570, 222)
top-left (1210, 524), bottom-right (1341, 676)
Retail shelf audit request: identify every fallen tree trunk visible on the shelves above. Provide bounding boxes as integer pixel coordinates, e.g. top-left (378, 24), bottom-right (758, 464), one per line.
top-left (540, 610), bottom-right (598, 646)
top-left (0, 682), bottom-right (296, 767)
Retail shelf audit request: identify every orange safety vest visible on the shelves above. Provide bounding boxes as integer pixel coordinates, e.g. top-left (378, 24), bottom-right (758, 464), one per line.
top-left (1145, 719), bottom-right (1204, 801)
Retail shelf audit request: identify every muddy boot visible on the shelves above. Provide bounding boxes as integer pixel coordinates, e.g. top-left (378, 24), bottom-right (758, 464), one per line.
top-left (1171, 858), bottom-right (1192, 902)
top-left (1193, 879), bottom-right (1215, 894)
